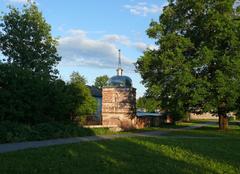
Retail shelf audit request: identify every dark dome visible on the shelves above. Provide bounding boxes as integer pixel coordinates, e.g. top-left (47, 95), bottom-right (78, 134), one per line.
top-left (108, 75), bottom-right (132, 88)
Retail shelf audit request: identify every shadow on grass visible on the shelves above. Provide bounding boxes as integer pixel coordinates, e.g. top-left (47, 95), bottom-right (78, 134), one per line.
top-left (194, 122), bottom-right (240, 133)
top-left (195, 126), bottom-right (218, 131)
top-left (169, 122), bottom-right (240, 138)
top-left (126, 124), bottom-right (192, 134)
top-left (188, 119), bottom-right (217, 123)
top-left (150, 137), bottom-right (240, 172)
top-left (229, 121), bottom-right (240, 126)
top-left (1, 136), bottom-right (239, 174)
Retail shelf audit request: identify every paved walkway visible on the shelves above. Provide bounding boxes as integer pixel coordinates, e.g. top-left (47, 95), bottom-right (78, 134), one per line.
top-left (0, 122), bottom-right (215, 154)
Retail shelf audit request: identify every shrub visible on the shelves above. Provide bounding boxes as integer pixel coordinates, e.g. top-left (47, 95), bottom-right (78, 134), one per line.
top-left (0, 122), bottom-right (98, 143)
top-left (0, 122), bottom-right (34, 143)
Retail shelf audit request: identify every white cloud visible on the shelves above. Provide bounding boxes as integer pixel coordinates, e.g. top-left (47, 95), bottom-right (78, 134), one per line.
top-left (101, 34), bottom-right (157, 52)
top-left (8, 0), bottom-right (27, 3)
top-left (58, 30), bottom-right (133, 69)
top-left (133, 42), bottom-right (158, 52)
top-left (134, 42), bottom-right (147, 51)
top-left (58, 29), bottom-right (157, 69)
top-left (124, 2), bottom-right (166, 16)
top-left (7, 0), bottom-right (35, 4)
top-left (102, 34), bottom-right (130, 46)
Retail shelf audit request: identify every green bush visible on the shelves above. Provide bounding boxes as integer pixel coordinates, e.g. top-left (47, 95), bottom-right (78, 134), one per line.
top-left (228, 116), bottom-right (235, 122)
top-left (0, 122), bottom-right (97, 143)
top-left (0, 64), bottom-right (96, 124)
top-left (0, 122), bottom-right (34, 143)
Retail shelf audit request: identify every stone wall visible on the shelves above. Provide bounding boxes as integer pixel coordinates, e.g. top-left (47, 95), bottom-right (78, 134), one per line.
top-left (102, 87), bottom-right (136, 129)
top-left (190, 113), bottom-right (218, 120)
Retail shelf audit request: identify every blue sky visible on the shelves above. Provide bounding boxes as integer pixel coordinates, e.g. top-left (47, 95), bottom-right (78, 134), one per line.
top-left (0, 0), bottom-right (168, 97)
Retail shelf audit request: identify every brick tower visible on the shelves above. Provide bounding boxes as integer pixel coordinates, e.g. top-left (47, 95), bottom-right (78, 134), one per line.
top-left (102, 50), bottom-right (136, 129)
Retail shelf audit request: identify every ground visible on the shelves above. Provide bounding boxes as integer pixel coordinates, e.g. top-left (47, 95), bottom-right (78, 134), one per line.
top-left (0, 120), bottom-right (239, 174)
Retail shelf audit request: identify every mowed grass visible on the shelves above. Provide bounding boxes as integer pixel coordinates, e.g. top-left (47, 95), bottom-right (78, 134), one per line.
top-left (127, 120), bottom-right (203, 133)
top-left (0, 121), bottom-right (239, 174)
top-left (168, 121), bottom-right (240, 138)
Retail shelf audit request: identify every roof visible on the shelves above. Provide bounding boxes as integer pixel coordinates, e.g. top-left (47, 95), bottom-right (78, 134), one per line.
top-left (136, 112), bottom-right (162, 117)
top-left (108, 75), bottom-right (132, 88)
top-left (87, 85), bottom-right (102, 97)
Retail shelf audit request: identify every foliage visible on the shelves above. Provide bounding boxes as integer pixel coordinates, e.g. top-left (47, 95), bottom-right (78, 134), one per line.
top-left (136, 0), bottom-right (240, 126)
top-left (66, 80), bottom-right (97, 122)
top-left (0, 2), bottom-right (61, 78)
top-left (0, 64), bottom-right (97, 124)
top-left (0, 121), bottom-right (116, 143)
top-left (0, 2), bottom-right (63, 123)
top-left (0, 3), bottom-right (96, 125)
top-left (0, 64), bottom-right (51, 123)
top-left (94, 75), bottom-right (109, 88)
top-left (0, 64), bottom-right (68, 123)
top-left (70, 71), bottom-right (87, 85)
top-left (136, 96), bottom-right (160, 112)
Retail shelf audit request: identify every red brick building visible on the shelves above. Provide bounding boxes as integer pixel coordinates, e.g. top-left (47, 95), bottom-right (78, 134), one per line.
top-left (86, 50), bottom-right (163, 130)
top-left (101, 50), bottom-right (137, 129)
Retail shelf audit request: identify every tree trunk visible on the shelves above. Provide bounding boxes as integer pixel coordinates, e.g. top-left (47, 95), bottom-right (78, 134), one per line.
top-left (218, 114), bottom-right (228, 130)
top-left (186, 112), bottom-right (190, 122)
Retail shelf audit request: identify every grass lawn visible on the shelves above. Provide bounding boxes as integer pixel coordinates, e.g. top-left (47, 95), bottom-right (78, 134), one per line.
top-left (0, 121), bottom-right (239, 174)
top-left (127, 119), bottom-right (210, 133)
top-left (168, 121), bottom-right (240, 138)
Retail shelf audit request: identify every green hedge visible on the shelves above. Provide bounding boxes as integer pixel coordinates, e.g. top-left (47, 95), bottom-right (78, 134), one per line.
top-left (0, 122), bottom-right (98, 143)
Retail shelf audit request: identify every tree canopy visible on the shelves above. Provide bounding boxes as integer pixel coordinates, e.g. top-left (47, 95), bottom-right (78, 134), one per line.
top-left (136, 0), bottom-right (240, 129)
top-left (68, 72), bottom-right (97, 122)
top-left (0, 2), bottom-right (61, 78)
top-left (94, 75), bottom-right (109, 89)
top-left (137, 96), bottom-right (160, 113)
top-left (70, 72), bottom-right (87, 85)
top-left (0, 3), bottom-right (96, 125)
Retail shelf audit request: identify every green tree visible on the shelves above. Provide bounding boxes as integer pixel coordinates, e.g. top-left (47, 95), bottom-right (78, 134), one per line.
top-left (0, 2), bottom-right (61, 78)
top-left (67, 73), bottom-right (96, 123)
top-left (0, 2), bottom-right (64, 124)
top-left (137, 96), bottom-right (160, 113)
top-left (70, 72), bottom-right (87, 85)
top-left (0, 64), bottom-right (52, 123)
top-left (94, 75), bottom-right (109, 88)
top-left (136, 0), bottom-right (240, 129)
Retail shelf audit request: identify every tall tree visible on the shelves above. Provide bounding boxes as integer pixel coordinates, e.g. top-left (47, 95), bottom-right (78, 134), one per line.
top-left (0, 2), bottom-right (61, 77)
top-left (70, 72), bottom-right (87, 85)
top-left (68, 73), bottom-right (96, 123)
top-left (136, 0), bottom-right (240, 129)
top-left (137, 96), bottom-right (160, 113)
top-left (0, 2), bottom-right (63, 124)
top-left (94, 75), bottom-right (109, 89)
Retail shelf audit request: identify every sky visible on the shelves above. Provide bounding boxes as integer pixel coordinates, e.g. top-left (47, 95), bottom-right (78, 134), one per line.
top-left (0, 0), bottom-right (168, 97)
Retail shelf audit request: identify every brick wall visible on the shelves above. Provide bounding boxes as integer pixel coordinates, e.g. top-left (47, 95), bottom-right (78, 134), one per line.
top-left (102, 87), bottom-right (136, 129)
top-left (190, 113), bottom-right (218, 120)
